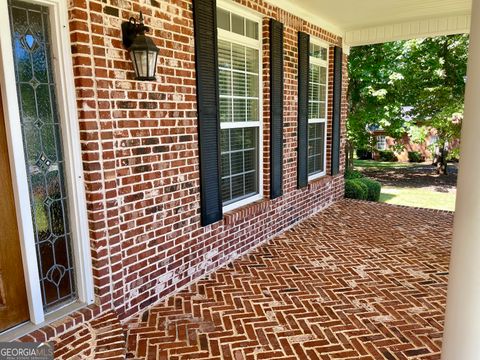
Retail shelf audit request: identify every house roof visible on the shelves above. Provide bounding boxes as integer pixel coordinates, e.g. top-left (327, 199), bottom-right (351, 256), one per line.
top-left (269, 0), bottom-right (472, 47)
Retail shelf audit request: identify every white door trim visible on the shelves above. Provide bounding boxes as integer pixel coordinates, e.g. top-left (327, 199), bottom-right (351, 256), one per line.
top-left (0, 0), bottom-right (94, 328)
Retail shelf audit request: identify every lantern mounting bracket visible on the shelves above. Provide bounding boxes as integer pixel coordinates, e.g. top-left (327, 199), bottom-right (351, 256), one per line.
top-left (121, 11), bottom-right (159, 81)
top-left (122, 12), bottom-right (150, 49)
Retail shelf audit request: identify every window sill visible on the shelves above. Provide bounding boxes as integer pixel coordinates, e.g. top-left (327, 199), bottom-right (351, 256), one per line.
top-left (223, 198), bottom-right (270, 225)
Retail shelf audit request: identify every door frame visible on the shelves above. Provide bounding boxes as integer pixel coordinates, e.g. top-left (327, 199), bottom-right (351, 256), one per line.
top-left (0, 0), bottom-right (94, 329)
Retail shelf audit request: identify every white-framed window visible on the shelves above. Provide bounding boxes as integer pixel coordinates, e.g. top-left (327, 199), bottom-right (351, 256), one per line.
top-left (0, 0), bottom-right (93, 338)
top-left (308, 40), bottom-right (328, 180)
top-left (216, 2), bottom-right (263, 212)
top-left (376, 135), bottom-right (387, 150)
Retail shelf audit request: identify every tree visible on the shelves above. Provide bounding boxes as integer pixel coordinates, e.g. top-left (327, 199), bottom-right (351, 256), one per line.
top-left (347, 34), bottom-right (468, 174)
top-left (347, 42), bottom-right (409, 167)
top-left (403, 36), bottom-right (467, 174)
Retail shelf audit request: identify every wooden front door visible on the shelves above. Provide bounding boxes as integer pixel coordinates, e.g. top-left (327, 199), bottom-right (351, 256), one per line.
top-left (0, 90), bottom-right (29, 332)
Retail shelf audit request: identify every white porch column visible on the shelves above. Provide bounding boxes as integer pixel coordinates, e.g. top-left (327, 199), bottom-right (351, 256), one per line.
top-left (442, 0), bottom-right (480, 358)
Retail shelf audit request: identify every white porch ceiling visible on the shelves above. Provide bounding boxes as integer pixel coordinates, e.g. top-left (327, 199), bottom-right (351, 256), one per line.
top-left (269, 0), bottom-right (472, 47)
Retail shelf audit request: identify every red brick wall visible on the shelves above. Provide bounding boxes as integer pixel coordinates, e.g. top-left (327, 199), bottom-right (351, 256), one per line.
top-left (21, 0), bottom-right (347, 342)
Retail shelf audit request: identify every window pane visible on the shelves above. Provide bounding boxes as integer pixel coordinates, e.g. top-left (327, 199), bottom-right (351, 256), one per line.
top-left (246, 74), bottom-right (258, 97)
top-left (244, 171), bottom-right (256, 194)
top-left (320, 66), bottom-right (327, 84)
top-left (310, 43), bottom-right (328, 60)
top-left (231, 151), bottom-right (243, 174)
top-left (230, 128), bottom-right (243, 150)
top-left (233, 98), bottom-right (246, 122)
top-left (310, 82), bottom-right (319, 102)
top-left (219, 41), bottom-right (259, 122)
top-left (244, 149), bottom-right (255, 171)
top-left (320, 85), bottom-right (326, 100)
top-left (218, 40), bottom-right (231, 69)
top-left (319, 102), bottom-right (326, 119)
top-left (232, 72), bottom-right (246, 96)
top-left (220, 128), bottom-right (230, 152)
top-left (310, 64), bottom-right (320, 84)
top-left (245, 19), bottom-right (258, 40)
top-left (243, 127), bottom-right (256, 148)
top-left (232, 43), bottom-right (246, 71)
top-left (246, 47), bottom-right (259, 73)
top-left (219, 98), bottom-right (232, 122)
top-left (219, 69), bottom-right (232, 95)
top-left (219, 128), bottom-right (258, 205)
top-left (221, 177), bottom-right (231, 202)
top-left (246, 99), bottom-right (258, 121)
top-left (231, 13), bottom-right (245, 36)
top-left (308, 123), bottom-right (325, 175)
top-left (376, 135), bottom-right (386, 150)
top-left (231, 174), bottom-right (244, 198)
top-left (221, 154), bottom-right (230, 177)
top-left (309, 102), bottom-right (319, 120)
top-left (217, 8), bottom-right (230, 31)
top-left (320, 47), bottom-right (328, 61)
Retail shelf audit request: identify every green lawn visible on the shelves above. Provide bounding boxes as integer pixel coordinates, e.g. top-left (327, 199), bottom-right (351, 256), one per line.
top-left (353, 159), bottom-right (415, 169)
top-left (380, 186), bottom-right (456, 211)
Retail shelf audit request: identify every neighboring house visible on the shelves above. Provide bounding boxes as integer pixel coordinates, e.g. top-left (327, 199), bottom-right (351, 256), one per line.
top-left (371, 128), bottom-right (439, 162)
top-left (372, 129), bottom-right (460, 162)
top-left (368, 106), bottom-right (459, 162)
top-left (0, 0), bottom-right (347, 343)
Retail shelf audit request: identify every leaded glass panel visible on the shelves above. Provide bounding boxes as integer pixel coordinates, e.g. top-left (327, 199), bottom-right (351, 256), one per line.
top-left (8, 0), bottom-right (76, 312)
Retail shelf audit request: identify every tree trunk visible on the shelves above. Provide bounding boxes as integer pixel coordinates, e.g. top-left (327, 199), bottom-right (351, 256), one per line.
top-left (436, 146), bottom-right (448, 175)
top-left (345, 141), bottom-right (354, 172)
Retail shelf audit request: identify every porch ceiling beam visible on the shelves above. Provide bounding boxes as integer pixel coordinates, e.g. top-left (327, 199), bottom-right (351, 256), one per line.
top-left (345, 14), bottom-right (471, 47)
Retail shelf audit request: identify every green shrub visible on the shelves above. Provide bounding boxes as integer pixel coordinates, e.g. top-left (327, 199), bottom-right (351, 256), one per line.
top-left (344, 169), bottom-right (364, 180)
top-left (446, 148), bottom-right (460, 162)
top-left (356, 149), bottom-right (372, 160)
top-left (408, 151), bottom-right (423, 163)
top-left (378, 150), bottom-right (397, 162)
top-left (357, 177), bottom-right (381, 201)
top-left (344, 179), bottom-right (368, 200)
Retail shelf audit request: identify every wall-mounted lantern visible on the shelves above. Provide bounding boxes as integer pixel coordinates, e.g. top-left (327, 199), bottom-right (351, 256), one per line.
top-left (122, 12), bottom-right (159, 81)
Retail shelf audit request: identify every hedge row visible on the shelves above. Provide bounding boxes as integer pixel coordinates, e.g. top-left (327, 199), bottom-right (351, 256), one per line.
top-left (344, 171), bottom-right (382, 202)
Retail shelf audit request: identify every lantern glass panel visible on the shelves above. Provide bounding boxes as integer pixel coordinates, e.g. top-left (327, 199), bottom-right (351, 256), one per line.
top-left (148, 50), bottom-right (157, 77)
top-left (131, 50), bottom-right (147, 78)
top-left (130, 51), bottom-right (138, 76)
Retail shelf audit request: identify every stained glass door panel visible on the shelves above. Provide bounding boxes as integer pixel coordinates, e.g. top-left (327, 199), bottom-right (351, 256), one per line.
top-left (8, 0), bottom-right (76, 312)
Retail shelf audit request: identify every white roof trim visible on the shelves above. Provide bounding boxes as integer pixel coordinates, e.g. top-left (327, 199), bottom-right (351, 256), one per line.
top-left (345, 13), bottom-right (471, 47)
top-left (264, 0), bottom-right (343, 37)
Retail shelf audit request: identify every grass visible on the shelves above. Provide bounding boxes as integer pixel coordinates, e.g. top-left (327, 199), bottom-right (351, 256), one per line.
top-left (379, 186), bottom-right (456, 211)
top-left (352, 158), bottom-right (456, 211)
top-left (354, 159), bottom-right (416, 169)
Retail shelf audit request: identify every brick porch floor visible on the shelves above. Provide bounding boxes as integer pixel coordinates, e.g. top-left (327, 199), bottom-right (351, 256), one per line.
top-left (124, 200), bottom-right (453, 360)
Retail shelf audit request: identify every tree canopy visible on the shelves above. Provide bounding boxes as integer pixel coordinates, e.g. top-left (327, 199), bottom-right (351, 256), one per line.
top-left (347, 34), bottom-right (468, 172)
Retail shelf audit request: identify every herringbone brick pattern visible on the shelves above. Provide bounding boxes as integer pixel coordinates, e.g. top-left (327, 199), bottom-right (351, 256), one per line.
top-left (126, 200), bottom-right (453, 359)
top-left (53, 311), bottom-right (126, 359)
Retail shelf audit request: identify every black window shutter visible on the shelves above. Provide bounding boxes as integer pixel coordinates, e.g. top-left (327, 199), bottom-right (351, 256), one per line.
top-left (297, 31), bottom-right (309, 189)
top-left (193, 0), bottom-right (223, 226)
top-left (270, 19), bottom-right (284, 199)
top-left (331, 46), bottom-right (343, 176)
